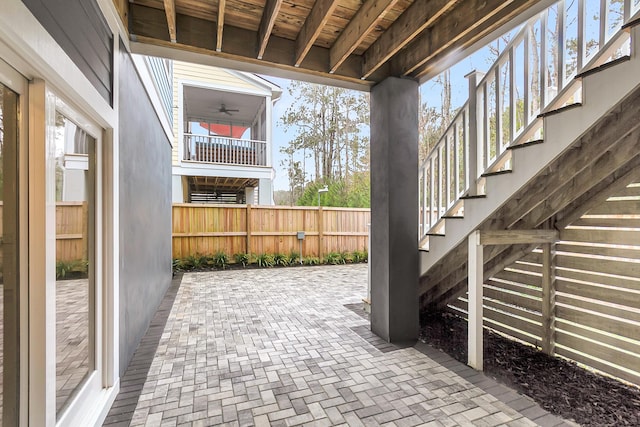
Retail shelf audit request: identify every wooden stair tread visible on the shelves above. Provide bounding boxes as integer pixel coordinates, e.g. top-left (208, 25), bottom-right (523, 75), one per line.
top-left (538, 103), bottom-right (582, 118)
top-left (461, 194), bottom-right (486, 200)
top-left (576, 56), bottom-right (631, 80)
top-left (481, 170), bottom-right (513, 178)
top-left (508, 139), bottom-right (544, 150)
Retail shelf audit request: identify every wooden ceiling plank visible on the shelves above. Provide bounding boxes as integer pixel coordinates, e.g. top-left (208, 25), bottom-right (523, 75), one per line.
top-left (216, 0), bottom-right (226, 52)
top-left (394, 0), bottom-right (541, 77)
top-left (295, 0), bottom-right (341, 67)
top-left (258, 0), bottom-right (284, 59)
top-left (329, 0), bottom-right (399, 73)
top-left (163, 0), bottom-right (177, 42)
top-left (361, 0), bottom-right (457, 79)
top-left (129, 3), bottom-right (372, 88)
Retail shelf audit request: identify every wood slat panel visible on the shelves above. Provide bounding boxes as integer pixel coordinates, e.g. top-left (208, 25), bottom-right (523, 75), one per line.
top-left (484, 286), bottom-right (542, 313)
top-left (561, 227), bottom-right (640, 246)
top-left (492, 269), bottom-right (543, 288)
top-left (556, 279), bottom-right (640, 310)
top-left (556, 253), bottom-right (640, 279)
top-left (485, 279), bottom-right (542, 298)
top-left (556, 319), bottom-right (640, 357)
top-left (556, 293), bottom-right (640, 324)
top-left (586, 199), bottom-right (640, 215)
top-left (556, 346), bottom-right (640, 387)
top-left (554, 267), bottom-right (640, 292)
top-left (555, 305), bottom-right (640, 341)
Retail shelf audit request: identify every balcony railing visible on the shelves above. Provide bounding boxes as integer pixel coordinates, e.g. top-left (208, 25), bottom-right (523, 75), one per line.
top-left (419, 0), bottom-right (640, 243)
top-left (183, 134), bottom-right (268, 166)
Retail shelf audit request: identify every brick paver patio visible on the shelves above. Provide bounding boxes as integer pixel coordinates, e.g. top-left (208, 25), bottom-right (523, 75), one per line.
top-left (104, 265), bottom-right (575, 426)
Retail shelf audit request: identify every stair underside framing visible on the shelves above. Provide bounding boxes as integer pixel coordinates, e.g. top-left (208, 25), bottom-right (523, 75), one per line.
top-left (420, 32), bottom-right (640, 309)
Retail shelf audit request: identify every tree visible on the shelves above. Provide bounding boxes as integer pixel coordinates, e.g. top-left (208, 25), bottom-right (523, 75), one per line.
top-left (279, 82), bottom-right (369, 183)
top-left (279, 81), bottom-right (370, 207)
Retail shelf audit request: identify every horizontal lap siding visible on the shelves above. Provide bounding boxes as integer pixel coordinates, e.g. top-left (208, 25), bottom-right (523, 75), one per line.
top-left (23, 0), bottom-right (113, 104)
top-left (447, 181), bottom-right (640, 385)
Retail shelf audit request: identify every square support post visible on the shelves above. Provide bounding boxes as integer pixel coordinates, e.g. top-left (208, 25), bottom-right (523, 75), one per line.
top-left (370, 76), bottom-right (419, 344)
top-left (468, 230), bottom-right (483, 370)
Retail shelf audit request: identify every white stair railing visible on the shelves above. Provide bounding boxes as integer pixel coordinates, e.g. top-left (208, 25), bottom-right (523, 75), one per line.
top-left (419, 0), bottom-right (639, 244)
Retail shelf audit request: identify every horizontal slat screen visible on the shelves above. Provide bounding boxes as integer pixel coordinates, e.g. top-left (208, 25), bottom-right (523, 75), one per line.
top-left (449, 181), bottom-right (640, 386)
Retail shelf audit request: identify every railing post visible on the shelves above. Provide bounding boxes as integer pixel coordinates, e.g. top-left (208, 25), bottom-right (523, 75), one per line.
top-left (542, 242), bottom-right (556, 356)
top-left (468, 230), bottom-right (483, 370)
top-left (465, 71), bottom-right (483, 196)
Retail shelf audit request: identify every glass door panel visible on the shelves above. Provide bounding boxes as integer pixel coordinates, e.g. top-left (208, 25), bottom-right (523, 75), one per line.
top-left (1, 75), bottom-right (20, 425)
top-left (53, 111), bottom-right (95, 417)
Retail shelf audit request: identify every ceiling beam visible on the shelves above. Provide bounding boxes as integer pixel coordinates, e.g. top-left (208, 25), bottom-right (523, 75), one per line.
top-left (257, 0), bottom-right (283, 59)
top-left (361, 0), bottom-right (457, 79)
top-left (128, 4), bottom-right (376, 90)
top-left (329, 0), bottom-right (399, 73)
top-left (393, 0), bottom-right (542, 77)
top-left (162, 0), bottom-right (177, 42)
top-left (216, 0), bottom-right (226, 52)
top-left (295, 0), bottom-right (340, 67)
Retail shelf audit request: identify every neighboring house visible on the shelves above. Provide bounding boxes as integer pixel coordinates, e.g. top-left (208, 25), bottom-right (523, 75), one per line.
top-left (172, 62), bottom-right (282, 205)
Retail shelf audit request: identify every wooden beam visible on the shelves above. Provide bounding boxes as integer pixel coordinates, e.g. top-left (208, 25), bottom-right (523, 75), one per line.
top-left (392, 0), bottom-right (541, 77)
top-left (468, 230), bottom-right (483, 370)
top-left (541, 243), bottom-right (556, 356)
top-left (295, 0), bottom-right (340, 67)
top-left (361, 0), bottom-right (457, 79)
top-left (329, 0), bottom-right (399, 73)
top-left (479, 229), bottom-right (558, 246)
top-left (257, 0), bottom-right (283, 59)
top-left (163, 0), bottom-right (177, 42)
top-left (128, 5), bottom-right (373, 89)
top-left (216, 0), bottom-right (226, 52)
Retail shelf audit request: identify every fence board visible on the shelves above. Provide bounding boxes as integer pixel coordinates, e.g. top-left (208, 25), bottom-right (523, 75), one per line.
top-left (556, 319), bottom-right (640, 357)
top-left (556, 346), bottom-right (640, 386)
top-left (171, 204), bottom-right (370, 259)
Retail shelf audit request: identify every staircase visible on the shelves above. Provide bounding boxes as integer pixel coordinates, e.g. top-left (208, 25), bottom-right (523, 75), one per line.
top-left (419, 2), bottom-right (640, 311)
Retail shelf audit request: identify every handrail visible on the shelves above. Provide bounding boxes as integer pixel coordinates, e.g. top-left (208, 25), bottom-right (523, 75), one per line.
top-left (183, 134), bottom-right (268, 166)
top-left (419, 0), bottom-right (639, 243)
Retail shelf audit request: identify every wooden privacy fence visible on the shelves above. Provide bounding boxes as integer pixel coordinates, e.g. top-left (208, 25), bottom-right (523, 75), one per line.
top-left (450, 181), bottom-right (640, 386)
top-left (0, 202), bottom-right (87, 268)
top-left (172, 204), bottom-right (370, 259)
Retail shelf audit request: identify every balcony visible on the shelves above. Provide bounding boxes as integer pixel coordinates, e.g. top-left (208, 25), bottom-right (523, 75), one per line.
top-left (183, 133), bottom-right (268, 167)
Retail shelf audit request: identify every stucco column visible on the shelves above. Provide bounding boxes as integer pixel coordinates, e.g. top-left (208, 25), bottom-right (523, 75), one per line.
top-left (370, 76), bottom-right (419, 344)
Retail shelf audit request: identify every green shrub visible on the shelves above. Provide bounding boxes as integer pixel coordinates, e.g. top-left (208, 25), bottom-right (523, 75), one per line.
top-left (342, 251), bottom-right (354, 263)
top-left (255, 253), bottom-right (275, 268)
top-left (352, 250), bottom-right (367, 263)
top-left (325, 251), bottom-right (345, 265)
top-left (233, 253), bottom-right (251, 267)
top-left (183, 254), bottom-right (208, 270)
top-left (212, 251), bottom-right (229, 269)
top-left (303, 256), bottom-right (321, 266)
top-left (288, 251), bottom-right (300, 265)
top-left (273, 253), bottom-right (290, 267)
top-left (56, 259), bottom-right (88, 280)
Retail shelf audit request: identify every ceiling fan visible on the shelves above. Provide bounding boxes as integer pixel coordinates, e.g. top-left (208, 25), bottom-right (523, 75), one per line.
top-left (218, 104), bottom-right (239, 116)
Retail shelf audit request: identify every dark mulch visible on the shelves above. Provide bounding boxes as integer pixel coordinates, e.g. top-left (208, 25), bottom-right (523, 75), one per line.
top-left (420, 311), bottom-right (640, 426)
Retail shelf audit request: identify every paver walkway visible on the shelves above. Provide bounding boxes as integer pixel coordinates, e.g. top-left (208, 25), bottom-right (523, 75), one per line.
top-left (104, 265), bottom-right (575, 426)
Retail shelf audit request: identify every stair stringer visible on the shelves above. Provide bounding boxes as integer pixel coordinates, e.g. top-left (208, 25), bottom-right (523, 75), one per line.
top-left (420, 25), bottom-right (640, 279)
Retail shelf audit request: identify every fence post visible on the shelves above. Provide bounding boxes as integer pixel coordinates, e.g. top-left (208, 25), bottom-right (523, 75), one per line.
top-left (468, 230), bottom-right (483, 370)
top-left (246, 204), bottom-right (252, 255)
top-left (465, 71), bottom-right (483, 196)
top-left (542, 242), bottom-right (556, 356)
top-left (318, 206), bottom-right (324, 259)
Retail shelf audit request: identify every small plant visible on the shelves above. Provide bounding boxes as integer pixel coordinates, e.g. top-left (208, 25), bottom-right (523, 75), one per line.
top-left (273, 253), bottom-right (290, 267)
top-left (303, 256), bottom-right (321, 266)
top-left (325, 251), bottom-right (345, 265)
top-left (352, 250), bottom-right (367, 263)
top-left (212, 251), bottom-right (229, 269)
top-left (342, 251), bottom-right (354, 263)
top-left (255, 253), bottom-right (275, 268)
top-left (184, 254), bottom-right (207, 270)
top-left (234, 253), bottom-right (251, 267)
top-left (56, 259), bottom-right (89, 280)
top-left (288, 251), bottom-right (300, 265)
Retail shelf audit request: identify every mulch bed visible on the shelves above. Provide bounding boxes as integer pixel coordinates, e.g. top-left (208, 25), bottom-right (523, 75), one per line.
top-left (420, 311), bottom-right (640, 426)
